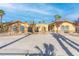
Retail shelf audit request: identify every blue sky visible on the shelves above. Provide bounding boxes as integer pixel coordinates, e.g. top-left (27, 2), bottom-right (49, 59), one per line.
top-left (0, 3), bottom-right (79, 24)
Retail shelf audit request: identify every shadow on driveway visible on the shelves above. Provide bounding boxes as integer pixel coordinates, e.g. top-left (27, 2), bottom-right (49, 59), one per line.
top-left (51, 33), bottom-right (74, 56)
top-left (25, 43), bottom-right (55, 56)
top-left (58, 33), bottom-right (79, 52)
top-left (0, 33), bottom-right (31, 49)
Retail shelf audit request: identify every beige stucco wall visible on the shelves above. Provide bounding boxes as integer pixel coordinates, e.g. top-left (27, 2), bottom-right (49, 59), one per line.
top-left (36, 24), bottom-right (48, 32)
top-left (9, 22), bottom-right (29, 33)
top-left (53, 22), bottom-right (76, 33)
top-left (53, 25), bottom-right (57, 32)
top-left (21, 23), bottom-right (29, 32)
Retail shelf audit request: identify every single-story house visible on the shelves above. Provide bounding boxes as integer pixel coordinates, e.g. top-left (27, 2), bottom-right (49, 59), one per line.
top-left (50, 20), bottom-right (76, 33)
top-left (35, 24), bottom-right (48, 32)
top-left (8, 20), bottom-right (29, 35)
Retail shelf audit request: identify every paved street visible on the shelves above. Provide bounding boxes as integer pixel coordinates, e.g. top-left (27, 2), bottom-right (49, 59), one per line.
top-left (0, 32), bottom-right (79, 56)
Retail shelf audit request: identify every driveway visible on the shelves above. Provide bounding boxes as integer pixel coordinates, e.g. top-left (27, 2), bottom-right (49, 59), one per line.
top-left (0, 32), bottom-right (79, 56)
top-left (51, 33), bottom-right (79, 56)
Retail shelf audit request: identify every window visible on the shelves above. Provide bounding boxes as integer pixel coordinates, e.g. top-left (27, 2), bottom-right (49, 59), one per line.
top-left (61, 25), bottom-right (64, 31)
top-left (65, 26), bottom-right (69, 31)
top-left (61, 25), bottom-right (69, 32)
top-left (20, 26), bottom-right (24, 31)
top-left (12, 26), bottom-right (17, 31)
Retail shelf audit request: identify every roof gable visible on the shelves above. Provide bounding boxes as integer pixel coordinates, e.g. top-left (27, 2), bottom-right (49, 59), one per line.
top-left (54, 20), bottom-right (75, 27)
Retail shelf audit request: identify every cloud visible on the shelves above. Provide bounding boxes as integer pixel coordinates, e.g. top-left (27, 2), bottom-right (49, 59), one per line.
top-left (0, 3), bottom-right (64, 23)
top-left (0, 3), bottom-right (12, 7)
top-left (0, 3), bottom-right (63, 16)
top-left (65, 13), bottom-right (79, 21)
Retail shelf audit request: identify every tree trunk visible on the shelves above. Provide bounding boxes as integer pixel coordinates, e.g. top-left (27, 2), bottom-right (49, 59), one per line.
top-left (57, 27), bottom-right (58, 33)
top-left (0, 16), bottom-right (3, 32)
top-left (32, 27), bottom-right (35, 33)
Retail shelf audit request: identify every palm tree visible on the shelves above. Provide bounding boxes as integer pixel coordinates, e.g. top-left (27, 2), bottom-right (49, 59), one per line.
top-left (2, 22), bottom-right (9, 32)
top-left (54, 15), bottom-right (61, 33)
top-left (54, 15), bottom-right (61, 21)
top-left (0, 10), bottom-right (5, 32)
top-left (35, 43), bottom-right (55, 56)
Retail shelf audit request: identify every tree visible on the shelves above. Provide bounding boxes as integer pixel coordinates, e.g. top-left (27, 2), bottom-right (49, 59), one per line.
top-left (0, 10), bottom-right (5, 32)
top-left (2, 22), bottom-right (9, 32)
top-left (30, 20), bottom-right (36, 33)
top-left (48, 23), bottom-right (55, 31)
top-left (54, 15), bottom-right (61, 21)
top-left (38, 21), bottom-right (41, 24)
top-left (54, 15), bottom-right (61, 33)
top-left (74, 17), bottom-right (79, 33)
top-left (42, 20), bottom-right (45, 23)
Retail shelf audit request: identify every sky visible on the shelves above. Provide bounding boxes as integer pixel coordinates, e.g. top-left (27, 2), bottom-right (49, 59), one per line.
top-left (0, 3), bottom-right (79, 24)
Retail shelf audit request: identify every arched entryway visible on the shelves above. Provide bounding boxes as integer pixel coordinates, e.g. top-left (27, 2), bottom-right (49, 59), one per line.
top-left (41, 26), bottom-right (46, 32)
top-left (35, 27), bottom-right (39, 32)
